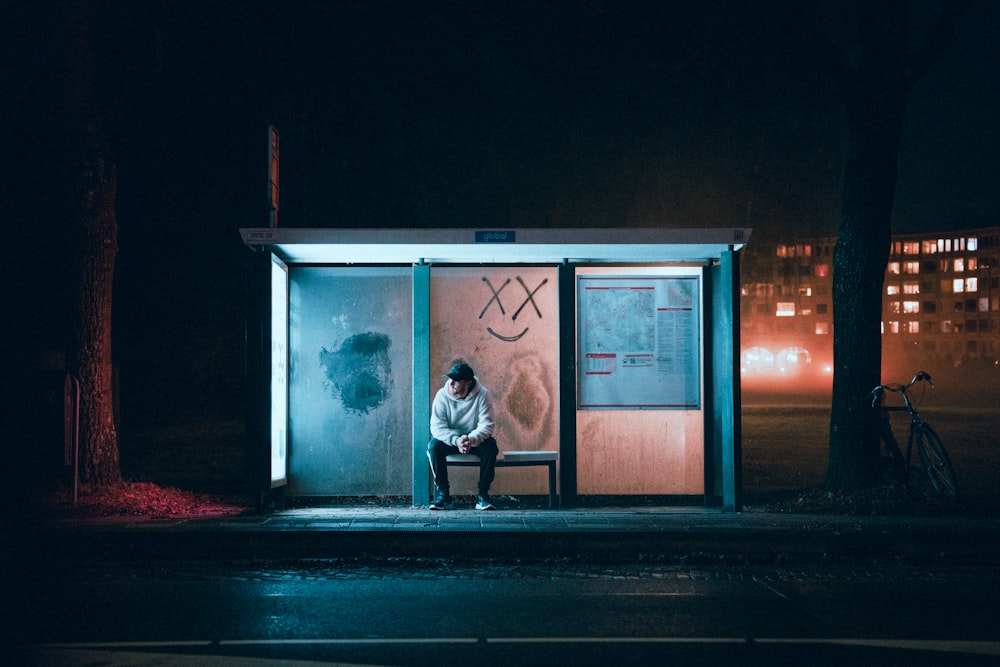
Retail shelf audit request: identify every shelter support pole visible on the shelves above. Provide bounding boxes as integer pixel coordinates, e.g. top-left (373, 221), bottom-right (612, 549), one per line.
top-left (558, 261), bottom-right (577, 507)
top-left (412, 262), bottom-right (432, 506)
top-left (709, 248), bottom-right (742, 512)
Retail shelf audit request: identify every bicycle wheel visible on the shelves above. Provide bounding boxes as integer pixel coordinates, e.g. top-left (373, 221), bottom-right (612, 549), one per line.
top-left (914, 424), bottom-right (958, 497)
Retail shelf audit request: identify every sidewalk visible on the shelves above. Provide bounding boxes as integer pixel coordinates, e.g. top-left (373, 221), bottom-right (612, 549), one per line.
top-left (26, 503), bottom-right (1000, 565)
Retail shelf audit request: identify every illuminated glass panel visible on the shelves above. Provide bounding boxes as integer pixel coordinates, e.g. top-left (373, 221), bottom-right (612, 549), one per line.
top-left (776, 302), bottom-right (795, 317)
top-left (902, 301), bottom-right (919, 313)
top-left (815, 263), bottom-right (829, 277)
top-left (287, 266), bottom-right (413, 495)
top-left (888, 262), bottom-right (900, 274)
top-left (907, 321), bottom-right (920, 333)
top-left (887, 285), bottom-right (900, 295)
top-left (270, 257), bottom-right (288, 487)
top-left (953, 278), bottom-right (965, 293)
top-left (922, 240), bottom-right (937, 254)
top-left (954, 258), bottom-right (965, 272)
top-left (966, 277), bottom-right (978, 292)
top-left (815, 322), bottom-right (829, 334)
top-left (904, 262), bottom-right (920, 274)
top-left (903, 282), bottom-right (919, 294)
top-left (903, 242), bottom-right (920, 255)
top-left (968, 237), bottom-right (978, 251)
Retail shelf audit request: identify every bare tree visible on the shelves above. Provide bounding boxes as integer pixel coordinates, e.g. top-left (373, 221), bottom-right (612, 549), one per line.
top-left (60, 0), bottom-right (121, 486)
top-left (809, 1), bottom-right (969, 489)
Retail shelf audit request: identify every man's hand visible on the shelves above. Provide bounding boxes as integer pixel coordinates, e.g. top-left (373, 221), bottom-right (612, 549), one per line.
top-left (457, 434), bottom-right (472, 454)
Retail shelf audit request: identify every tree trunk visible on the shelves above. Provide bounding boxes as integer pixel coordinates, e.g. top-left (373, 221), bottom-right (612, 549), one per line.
top-left (63, 0), bottom-right (121, 486)
top-left (826, 2), bottom-right (907, 489)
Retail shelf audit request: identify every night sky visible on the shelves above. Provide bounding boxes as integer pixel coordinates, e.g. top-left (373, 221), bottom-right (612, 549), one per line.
top-left (4, 0), bottom-right (999, 426)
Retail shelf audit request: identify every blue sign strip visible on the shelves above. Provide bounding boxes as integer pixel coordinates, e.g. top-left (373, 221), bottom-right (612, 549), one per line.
top-left (475, 230), bottom-right (516, 243)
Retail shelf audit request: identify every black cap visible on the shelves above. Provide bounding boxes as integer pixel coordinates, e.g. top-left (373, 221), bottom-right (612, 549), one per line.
top-left (444, 363), bottom-right (474, 382)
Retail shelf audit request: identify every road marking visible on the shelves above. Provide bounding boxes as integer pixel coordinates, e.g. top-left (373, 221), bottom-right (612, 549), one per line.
top-left (220, 638), bottom-right (480, 645)
top-left (32, 637), bottom-right (1000, 656)
top-left (37, 641), bottom-right (213, 648)
top-left (489, 637), bottom-right (744, 643)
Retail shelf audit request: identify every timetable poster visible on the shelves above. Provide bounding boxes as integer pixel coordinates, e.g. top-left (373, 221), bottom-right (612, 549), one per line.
top-left (578, 275), bottom-right (700, 409)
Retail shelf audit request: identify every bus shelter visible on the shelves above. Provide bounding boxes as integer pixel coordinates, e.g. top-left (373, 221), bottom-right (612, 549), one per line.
top-left (241, 227), bottom-right (749, 511)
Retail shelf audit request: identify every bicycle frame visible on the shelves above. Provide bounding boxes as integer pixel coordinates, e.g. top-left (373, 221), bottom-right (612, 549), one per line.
top-left (880, 404), bottom-right (920, 466)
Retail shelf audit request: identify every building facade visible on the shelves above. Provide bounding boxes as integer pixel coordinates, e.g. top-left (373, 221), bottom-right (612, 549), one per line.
top-left (739, 225), bottom-right (1000, 385)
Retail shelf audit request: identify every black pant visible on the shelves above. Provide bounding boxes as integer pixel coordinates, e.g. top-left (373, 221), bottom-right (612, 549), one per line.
top-left (427, 436), bottom-right (498, 496)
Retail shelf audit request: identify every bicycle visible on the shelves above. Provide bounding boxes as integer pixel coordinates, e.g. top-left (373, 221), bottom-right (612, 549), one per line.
top-left (871, 371), bottom-right (958, 497)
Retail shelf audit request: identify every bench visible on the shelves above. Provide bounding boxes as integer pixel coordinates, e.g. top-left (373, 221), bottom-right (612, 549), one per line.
top-left (445, 450), bottom-right (558, 508)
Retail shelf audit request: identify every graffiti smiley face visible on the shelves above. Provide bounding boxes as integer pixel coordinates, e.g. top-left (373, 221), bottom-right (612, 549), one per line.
top-left (479, 275), bottom-right (549, 342)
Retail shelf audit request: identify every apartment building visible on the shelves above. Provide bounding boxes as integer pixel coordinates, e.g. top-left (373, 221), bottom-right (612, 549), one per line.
top-left (739, 225), bottom-right (1000, 384)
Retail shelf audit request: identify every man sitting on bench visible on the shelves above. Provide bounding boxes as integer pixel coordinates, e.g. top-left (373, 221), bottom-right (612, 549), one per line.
top-left (427, 362), bottom-right (499, 511)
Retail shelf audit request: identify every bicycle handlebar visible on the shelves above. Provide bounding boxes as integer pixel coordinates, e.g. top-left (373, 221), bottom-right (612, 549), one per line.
top-left (870, 370), bottom-right (934, 408)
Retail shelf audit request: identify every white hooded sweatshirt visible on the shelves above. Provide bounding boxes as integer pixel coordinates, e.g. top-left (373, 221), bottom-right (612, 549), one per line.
top-left (430, 377), bottom-right (496, 447)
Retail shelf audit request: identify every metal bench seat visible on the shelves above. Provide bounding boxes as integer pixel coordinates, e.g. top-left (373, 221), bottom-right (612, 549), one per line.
top-left (445, 450), bottom-right (558, 508)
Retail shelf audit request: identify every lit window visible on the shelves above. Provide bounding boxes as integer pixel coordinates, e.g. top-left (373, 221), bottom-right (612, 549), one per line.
top-left (907, 321), bottom-right (920, 334)
top-left (968, 257), bottom-right (977, 271)
top-left (798, 286), bottom-right (812, 296)
top-left (980, 298), bottom-right (990, 312)
top-left (903, 301), bottom-right (920, 314)
top-left (922, 240), bottom-right (937, 254)
top-left (941, 320), bottom-right (952, 333)
top-left (887, 285), bottom-right (900, 295)
top-left (889, 301), bottom-right (901, 314)
top-left (904, 262), bottom-right (920, 274)
top-left (968, 237), bottom-right (978, 251)
top-left (966, 277), bottom-right (978, 292)
top-left (903, 242), bottom-right (920, 255)
top-left (953, 278), bottom-right (965, 293)
top-left (776, 302), bottom-right (795, 317)
top-left (888, 262), bottom-right (900, 275)
top-left (815, 264), bottom-right (829, 277)
top-left (903, 282), bottom-right (919, 294)
top-left (815, 322), bottom-right (829, 334)
top-left (888, 321), bottom-right (900, 333)
top-left (954, 258), bottom-right (964, 272)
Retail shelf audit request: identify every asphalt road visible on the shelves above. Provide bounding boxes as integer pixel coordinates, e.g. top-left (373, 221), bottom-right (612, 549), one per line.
top-left (16, 557), bottom-right (1000, 666)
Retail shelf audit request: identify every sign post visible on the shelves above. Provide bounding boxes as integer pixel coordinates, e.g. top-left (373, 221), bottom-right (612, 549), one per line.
top-left (267, 125), bottom-right (279, 227)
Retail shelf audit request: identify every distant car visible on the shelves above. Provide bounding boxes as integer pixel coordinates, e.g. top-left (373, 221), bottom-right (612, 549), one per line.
top-left (776, 347), bottom-right (812, 375)
top-left (741, 346), bottom-right (775, 375)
